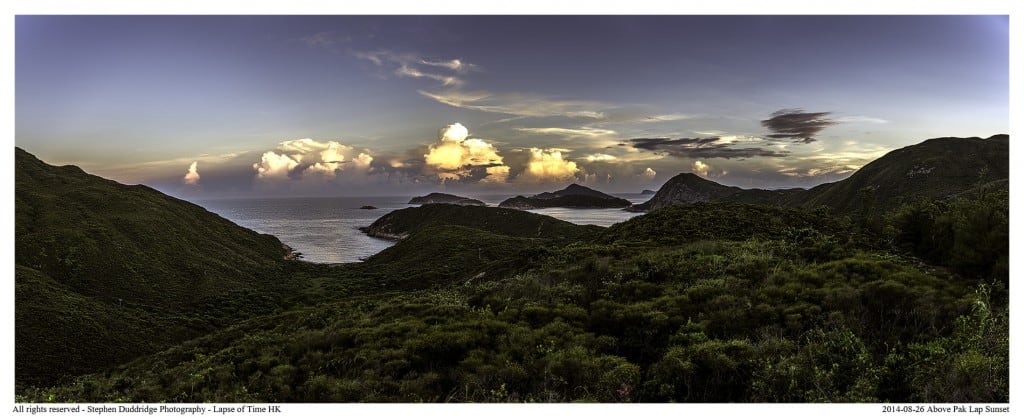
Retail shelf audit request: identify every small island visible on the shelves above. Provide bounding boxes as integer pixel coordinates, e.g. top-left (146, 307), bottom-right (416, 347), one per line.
top-left (641, 189), bottom-right (657, 195)
top-left (359, 205), bottom-right (378, 210)
top-left (408, 192), bottom-right (486, 206)
top-left (498, 183), bottom-right (631, 209)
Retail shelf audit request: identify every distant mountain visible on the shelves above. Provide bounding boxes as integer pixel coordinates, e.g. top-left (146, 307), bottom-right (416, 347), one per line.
top-left (635, 135), bottom-right (1008, 214)
top-left (498, 183), bottom-right (631, 209)
top-left (409, 192), bottom-right (485, 206)
top-left (641, 189), bottom-right (656, 195)
top-left (15, 147), bottom-right (292, 387)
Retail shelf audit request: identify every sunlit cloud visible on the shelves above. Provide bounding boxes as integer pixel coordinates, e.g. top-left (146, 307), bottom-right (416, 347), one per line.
top-left (419, 57), bottom-right (478, 73)
top-left (418, 90), bottom-right (607, 119)
top-left (423, 123), bottom-right (511, 183)
top-left (253, 138), bottom-right (373, 181)
top-left (517, 126), bottom-right (617, 138)
top-left (585, 153), bottom-right (618, 162)
top-left (692, 160), bottom-right (710, 177)
top-left (643, 167), bottom-right (657, 180)
top-left (182, 161), bottom-right (201, 185)
top-left (356, 50), bottom-right (474, 88)
top-left (518, 148), bottom-right (579, 183)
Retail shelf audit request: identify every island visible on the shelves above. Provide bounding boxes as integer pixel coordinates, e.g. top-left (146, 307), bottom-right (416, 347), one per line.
top-left (498, 183), bottom-right (631, 209)
top-left (408, 192), bottom-right (486, 206)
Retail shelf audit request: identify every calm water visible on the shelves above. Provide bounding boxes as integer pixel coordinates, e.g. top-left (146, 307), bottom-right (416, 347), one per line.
top-left (196, 194), bottom-right (648, 264)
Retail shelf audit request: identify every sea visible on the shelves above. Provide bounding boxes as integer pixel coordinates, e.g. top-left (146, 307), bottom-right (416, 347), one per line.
top-left (196, 194), bottom-right (649, 264)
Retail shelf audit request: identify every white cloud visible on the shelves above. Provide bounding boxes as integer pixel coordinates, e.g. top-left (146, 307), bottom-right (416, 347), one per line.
top-left (692, 160), bottom-right (710, 177)
top-left (418, 90), bottom-right (608, 119)
top-left (356, 50), bottom-right (473, 88)
top-left (183, 161), bottom-right (200, 185)
top-left (253, 138), bottom-right (373, 181)
top-left (643, 167), bottom-right (657, 179)
top-left (517, 126), bottom-right (617, 138)
top-left (585, 153), bottom-right (618, 162)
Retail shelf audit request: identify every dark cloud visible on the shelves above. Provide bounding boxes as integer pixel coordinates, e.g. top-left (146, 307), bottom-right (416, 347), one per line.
top-left (628, 137), bottom-right (789, 159)
top-left (760, 109), bottom-right (836, 143)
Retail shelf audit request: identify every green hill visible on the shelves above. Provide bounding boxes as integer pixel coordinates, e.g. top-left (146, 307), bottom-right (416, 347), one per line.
top-left (499, 184), bottom-right (631, 209)
top-left (15, 147), bottom-right (296, 387)
top-left (15, 137), bottom-right (1008, 403)
top-left (785, 135), bottom-right (1008, 213)
top-left (360, 203), bottom-right (601, 241)
top-left (638, 135), bottom-right (1008, 215)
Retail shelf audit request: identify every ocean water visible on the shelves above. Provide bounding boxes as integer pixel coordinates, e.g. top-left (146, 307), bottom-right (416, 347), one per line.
top-left (196, 194), bottom-right (649, 264)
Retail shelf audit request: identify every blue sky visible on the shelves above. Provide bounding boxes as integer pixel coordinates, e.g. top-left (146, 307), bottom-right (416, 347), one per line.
top-left (15, 15), bottom-right (1009, 196)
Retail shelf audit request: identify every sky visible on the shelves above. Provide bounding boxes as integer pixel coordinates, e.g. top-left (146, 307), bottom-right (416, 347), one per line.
top-left (14, 15), bottom-right (1010, 197)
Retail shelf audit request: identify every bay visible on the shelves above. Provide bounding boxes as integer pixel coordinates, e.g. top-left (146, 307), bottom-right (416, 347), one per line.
top-left (196, 194), bottom-right (648, 264)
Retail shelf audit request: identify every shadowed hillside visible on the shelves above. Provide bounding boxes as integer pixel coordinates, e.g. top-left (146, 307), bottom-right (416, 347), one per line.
top-left (15, 147), bottom-right (296, 387)
top-left (637, 135), bottom-right (1008, 215)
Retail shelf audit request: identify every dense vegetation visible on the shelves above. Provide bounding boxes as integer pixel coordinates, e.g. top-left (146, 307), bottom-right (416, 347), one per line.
top-left (15, 148), bottom-right (298, 388)
top-left (15, 136), bottom-right (1009, 402)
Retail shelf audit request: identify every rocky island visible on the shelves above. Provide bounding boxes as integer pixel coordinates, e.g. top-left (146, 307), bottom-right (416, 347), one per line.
top-left (408, 192), bottom-right (486, 206)
top-left (498, 183), bottom-right (631, 209)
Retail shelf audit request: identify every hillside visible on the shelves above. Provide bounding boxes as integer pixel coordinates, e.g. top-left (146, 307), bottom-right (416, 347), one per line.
top-left (499, 184), bottom-right (631, 209)
top-left (785, 135), bottom-right (1008, 213)
top-left (15, 147), bottom-right (296, 387)
top-left (409, 192), bottom-right (486, 206)
top-left (635, 135), bottom-right (1008, 214)
top-left (16, 135), bottom-right (1009, 403)
top-left (359, 203), bottom-right (600, 241)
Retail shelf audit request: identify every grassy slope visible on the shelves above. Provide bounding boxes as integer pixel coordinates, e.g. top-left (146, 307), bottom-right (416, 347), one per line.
top-left (15, 147), bottom-right (297, 387)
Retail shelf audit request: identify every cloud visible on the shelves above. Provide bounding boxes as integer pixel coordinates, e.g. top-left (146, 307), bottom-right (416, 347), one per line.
top-left (518, 148), bottom-right (579, 183)
top-left (760, 109), bottom-right (836, 143)
top-left (517, 126), bottom-right (617, 138)
top-left (253, 138), bottom-right (373, 181)
top-left (585, 153), bottom-right (618, 162)
top-left (423, 123), bottom-right (511, 183)
top-left (183, 161), bottom-right (201, 185)
top-left (834, 115), bottom-right (889, 124)
top-left (420, 57), bottom-right (478, 73)
top-left (302, 31), bottom-right (341, 48)
top-left (396, 65), bottom-right (463, 87)
top-left (418, 90), bottom-right (608, 119)
top-left (692, 160), bottom-right (710, 177)
top-left (629, 137), bottom-right (789, 159)
top-left (356, 50), bottom-right (474, 88)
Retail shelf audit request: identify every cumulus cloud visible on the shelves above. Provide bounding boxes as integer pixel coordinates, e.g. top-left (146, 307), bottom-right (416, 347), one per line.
top-left (692, 160), bottom-right (710, 177)
top-left (518, 148), bottom-right (579, 183)
top-left (761, 109), bottom-right (836, 143)
top-left (643, 167), bottom-right (657, 180)
top-left (423, 123), bottom-right (511, 183)
top-left (253, 138), bottom-right (373, 181)
top-left (183, 161), bottom-right (201, 185)
top-left (629, 137), bottom-right (789, 159)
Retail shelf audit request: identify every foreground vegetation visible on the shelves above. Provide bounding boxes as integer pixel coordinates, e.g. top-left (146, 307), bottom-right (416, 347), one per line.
top-left (19, 195), bottom-right (1008, 403)
top-left (15, 136), bottom-right (1008, 402)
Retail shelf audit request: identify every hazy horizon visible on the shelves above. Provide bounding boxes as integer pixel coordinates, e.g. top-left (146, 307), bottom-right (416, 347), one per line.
top-left (15, 15), bottom-right (1008, 199)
